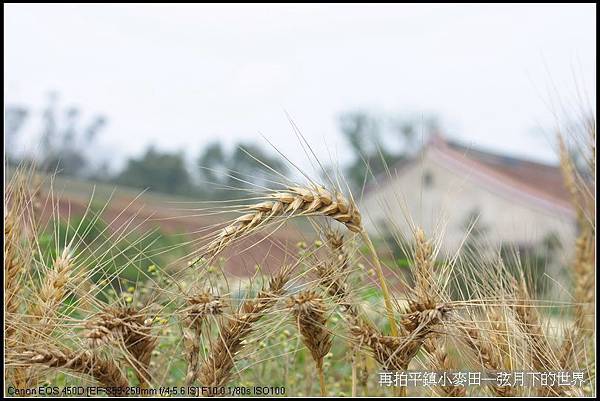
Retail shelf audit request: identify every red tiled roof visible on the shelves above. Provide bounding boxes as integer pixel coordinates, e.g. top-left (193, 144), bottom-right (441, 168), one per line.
top-left (366, 134), bottom-right (575, 215)
top-left (442, 139), bottom-right (572, 206)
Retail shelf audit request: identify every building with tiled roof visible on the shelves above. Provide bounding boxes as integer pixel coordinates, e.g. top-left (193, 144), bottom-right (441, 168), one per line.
top-left (361, 134), bottom-right (576, 257)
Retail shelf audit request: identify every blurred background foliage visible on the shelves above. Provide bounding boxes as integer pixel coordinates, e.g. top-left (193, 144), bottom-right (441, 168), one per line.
top-left (6, 93), bottom-right (443, 199)
top-left (35, 206), bottom-right (189, 300)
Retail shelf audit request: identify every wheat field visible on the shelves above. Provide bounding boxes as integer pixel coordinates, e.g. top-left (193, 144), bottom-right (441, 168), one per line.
top-left (3, 121), bottom-right (595, 398)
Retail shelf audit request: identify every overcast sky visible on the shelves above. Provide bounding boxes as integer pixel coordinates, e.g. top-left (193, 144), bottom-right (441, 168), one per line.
top-left (4, 4), bottom-right (596, 174)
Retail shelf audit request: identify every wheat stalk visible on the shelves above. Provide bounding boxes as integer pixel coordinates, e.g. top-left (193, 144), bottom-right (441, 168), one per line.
top-left (85, 306), bottom-right (157, 387)
top-left (353, 303), bottom-right (451, 371)
top-left (409, 228), bottom-right (464, 396)
top-left (203, 186), bottom-right (362, 258)
top-left (288, 291), bottom-right (333, 396)
top-left (4, 209), bottom-right (23, 343)
top-left (511, 279), bottom-right (582, 396)
top-left (318, 229), bottom-right (364, 396)
top-left (17, 346), bottom-right (129, 393)
top-left (202, 185), bottom-right (398, 337)
top-left (29, 247), bottom-right (74, 337)
top-left (182, 292), bottom-right (224, 386)
top-left (197, 264), bottom-right (293, 393)
top-left (461, 324), bottom-right (514, 397)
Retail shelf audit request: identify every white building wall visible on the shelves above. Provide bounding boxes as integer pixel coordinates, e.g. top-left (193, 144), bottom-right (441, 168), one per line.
top-left (360, 148), bottom-right (577, 259)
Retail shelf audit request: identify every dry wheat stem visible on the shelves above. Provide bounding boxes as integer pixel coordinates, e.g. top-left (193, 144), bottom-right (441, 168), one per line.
top-left (410, 229), bottom-right (464, 396)
top-left (288, 291), bottom-right (332, 396)
top-left (511, 280), bottom-right (580, 396)
top-left (361, 232), bottom-right (399, 337)
top-left (462, 325), bottom-right (513, 397)
top-left (319, 230), bottom-right (363, 396)
top-left (4, 209), bottom-right (23, 343)
top-left (352, 303), bottom-right (451, 373)
top-left (182, 292), bottom-right (224, 386)
top-left (85, 306), bottom-right (157, 387)
top-left (197, 265), bottom-right (293, 393)
top-left (18, 346), bottom-right (129, 393)
top-left (351, 358), bottom-right (358, 397)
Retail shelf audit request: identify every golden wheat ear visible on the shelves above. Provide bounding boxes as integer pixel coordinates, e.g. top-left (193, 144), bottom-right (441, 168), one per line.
top-left (288, 291), bottom-right (333, 396)
top-left (460, 323), bottom-right (514, 397)
top-left (17, 346), bottom-right (129, 390)
top-left (555, 116), bottom-right (595, 397)
top-left (202, 185), bottom-right (362, 259)
top-left (84, 306), bottom-right (158, 388)
top-left (510, 278), bottom-right (583, 397)
top-left (402, 228), bottom-right (467, 396)
top-left (28, 247), bottom-right (75, 337)
top-left (197, 264), bottom-right (294, 391)
top-left (351, 301), bottom-right (452, 370)
top-left (181, 292), bottom-right (224, 386)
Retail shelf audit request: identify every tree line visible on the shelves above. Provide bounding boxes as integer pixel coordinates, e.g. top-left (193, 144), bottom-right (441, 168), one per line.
top-left (6, 94), bottom-right (440, 198)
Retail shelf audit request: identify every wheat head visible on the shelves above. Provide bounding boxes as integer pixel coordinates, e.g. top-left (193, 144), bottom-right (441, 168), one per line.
top-left (17, 346), bottom-right (129, 392)
top-left (182, 292), bottom-right (224, 386)
top-left (203, 186), bottom-right (362, 259)
top-left (85, 306), bottom-right (157, 387)
top-left (197, 265), bottom-right (293, 392)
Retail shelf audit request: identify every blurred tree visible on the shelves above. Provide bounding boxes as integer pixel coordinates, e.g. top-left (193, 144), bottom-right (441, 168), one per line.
top-left (5, 105), bottom-right (29, 163)
top-left (197, 141), bottom-right (288, 197)
top-left (117, 146), bottom-right (192, 195)
top-left (391, 114), bottom-right (440, 153)
top-left (38, 92), bottom-right (107, 177)
top-left (338, 110), bottom-right (441, 193)
top-left (339, 112), bottom-right (380, 157)
top-left (197, 142), bottom-right (228, 186)
top-left (227, 142), bottom-right (287, 188)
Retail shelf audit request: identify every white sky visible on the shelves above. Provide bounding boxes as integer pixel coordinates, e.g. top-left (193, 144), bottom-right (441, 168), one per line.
top-left (4, 4), bottom-right (596, 174)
